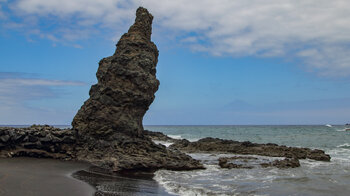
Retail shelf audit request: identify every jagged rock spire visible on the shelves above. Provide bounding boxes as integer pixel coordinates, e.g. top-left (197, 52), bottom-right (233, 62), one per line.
top-left (72, 7), bottom-right (159, 139)
top-left (128, 7), bottom-right (153, 40)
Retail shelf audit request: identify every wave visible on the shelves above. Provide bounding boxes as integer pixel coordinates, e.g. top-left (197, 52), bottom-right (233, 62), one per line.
top-left (337, 143), bottom-right (350, 148)
top-left (326, 147), bottom-right (350, 163)
top-left (188, 138), bottom-right (200, 142)
top-left (335, 128), bottom-right (349, 132)
top-left (336, 129), bottom-right (345, 132)
top-left (154, 165), bottom-right (236, 196)
top-left (168, 135), bottom-right (182, 139)
top-left (153, 140), bottom-right (173, 147)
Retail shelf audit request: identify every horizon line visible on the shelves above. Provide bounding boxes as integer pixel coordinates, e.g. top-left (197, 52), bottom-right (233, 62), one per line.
top-left (0, 124), bottom-right (347, 126)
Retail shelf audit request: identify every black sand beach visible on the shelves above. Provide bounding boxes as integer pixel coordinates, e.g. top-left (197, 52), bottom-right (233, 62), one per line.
top-left (73, 168), bottom-right (172, 195)
top-left (0, 158), bottom-right (172, 196)
top-left (0, 158), bottom-right (95, 196)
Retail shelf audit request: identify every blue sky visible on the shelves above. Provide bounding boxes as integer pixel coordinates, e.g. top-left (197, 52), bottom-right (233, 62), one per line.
top-left (1, 0), bottom-right (350, 125)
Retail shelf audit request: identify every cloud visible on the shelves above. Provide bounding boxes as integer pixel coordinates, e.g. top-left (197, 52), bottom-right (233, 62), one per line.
top-left (0, 78), bottom-right (85, 86)
top-left (3, 0), bottom-right (350, 76)
top-left (0, 72), bottom-right (87, 124)
top-left (0, 72), bottom-right (85, 105)
top-left (0, 1), bottom-right (5, 19)
top-left (141, 0), bottom-right (350, 76)
top-left (3, 0), bottom-right (136, 44)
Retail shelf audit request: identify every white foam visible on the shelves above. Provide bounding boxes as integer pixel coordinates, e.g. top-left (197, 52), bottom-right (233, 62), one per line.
top-left (325, 148), bottom-right (350, 164)
top-left (337, 143), bottom-right (350, 148)
top-left (336, 129), bottom-right (346, 132)
top-left (153, 140), bottom-right (174, 147)
top-left (154, 170), bottom-right (235, 196)
top-left (168, 135), bottom-right (182, 140)
top-left (325, 124), bottom-right (332, 127)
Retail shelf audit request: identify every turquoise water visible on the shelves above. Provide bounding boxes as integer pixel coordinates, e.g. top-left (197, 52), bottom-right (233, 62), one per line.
top-left (145, 125), bottom-right (350, 196)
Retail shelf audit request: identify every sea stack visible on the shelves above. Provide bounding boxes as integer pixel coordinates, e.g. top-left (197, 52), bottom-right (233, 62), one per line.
top-left (72, 7), bottom-right (159, 139)
top-left (71, 7), bottom-right (204, 171)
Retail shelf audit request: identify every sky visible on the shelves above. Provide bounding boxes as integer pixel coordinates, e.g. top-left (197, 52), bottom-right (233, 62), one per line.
top-left (1, 0), bottom-right (350, 125)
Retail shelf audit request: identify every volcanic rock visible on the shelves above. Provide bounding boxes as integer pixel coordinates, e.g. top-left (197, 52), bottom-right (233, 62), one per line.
top-left (70, 7), bottom-right (203, 171)
top-left (0, 125), bottom-right (75, 159)
top-left (143, 129), bottom-right (179, 142)
top-left (169, 137), bottom-right (331, 161)
top-left (72, 7), bottom-right (159, 139)
top-left (260, 158), bottom-right (300, 168)
top-left (218, 157), bottom-right (254, 169)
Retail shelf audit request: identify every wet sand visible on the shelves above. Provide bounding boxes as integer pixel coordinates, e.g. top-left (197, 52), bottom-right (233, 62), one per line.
top-left (73, 167), bottom-right (173, 195)
top-left (0, 158), bottom-right (172, 196)
top-left (0, 158), bottom-right (95, 196)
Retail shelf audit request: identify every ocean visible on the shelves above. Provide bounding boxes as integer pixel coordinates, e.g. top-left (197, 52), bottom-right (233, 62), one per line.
top-left (144, 125), bottom-right (350, 196)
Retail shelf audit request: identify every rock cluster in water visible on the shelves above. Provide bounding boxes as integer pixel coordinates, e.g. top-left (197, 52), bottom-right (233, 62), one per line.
top-left (217, 156), bottom-right (300, 169)
top-left (169, 137), bottom-right (331, 161)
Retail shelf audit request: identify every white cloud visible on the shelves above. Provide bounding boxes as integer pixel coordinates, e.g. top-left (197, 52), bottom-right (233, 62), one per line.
top-left (0, 78), bottom-right (85, 86)
top-left (5, 0), bottom-right (350, 76)
top-left (0, 75), bottom-right (86, 105)
top-left (140, 0), bottom-right (350, 76)
top-left (0, 73), bottom-right (86, 124)
top-left (0, 1), bottom-right (5, 19)
top-left (14, 0), bottom-right (135, 27)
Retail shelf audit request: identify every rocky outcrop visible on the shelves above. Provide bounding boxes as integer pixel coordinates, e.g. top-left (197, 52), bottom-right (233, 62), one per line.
top-left (70, 7), bottom-right (203, 171)
top-left (72, 7), bottom-right (159, 139)
top-left (73, 134), bottom-right (204, 172)
top-left (0, 125), bottom-right (203, 171)
top-left (218, 157), bottom-right (254, 169)
top-left (0, 125), bottom-right (75, 159)
top-left (218, 156), bottom-right (300, 169)
top-left (169, 137), bottom-right (331, 161)
top-left (260, 158), bottom-right (300, 169)
top-left (143, 129), bottom-right (178, 142)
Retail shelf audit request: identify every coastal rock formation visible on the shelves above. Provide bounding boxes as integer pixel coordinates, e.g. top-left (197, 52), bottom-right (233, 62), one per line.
top-left (169, 137), bottom-right (331, 161)
top-left (0, 125), bottom-right (75, 159)
top-left (218, 156), bottom-right (300, 169)
top-left (72, 7), bottom-right (159, 139)
top-left (218, 157), bottom-right (254, 169)
top-left (71, 7), bottom-right (203, 171)
top-left (143, 129), bottom-right (179, 142)
top-left (260, 158), bottom-right (300, 169)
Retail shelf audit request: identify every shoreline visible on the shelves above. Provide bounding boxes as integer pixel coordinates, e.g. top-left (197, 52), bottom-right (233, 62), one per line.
top-left (73, 167), bottom-right (172, 195)
top-left (0, 158), bottom-right (95, 196)
top-left (0, 157), bottom-right (173, 196)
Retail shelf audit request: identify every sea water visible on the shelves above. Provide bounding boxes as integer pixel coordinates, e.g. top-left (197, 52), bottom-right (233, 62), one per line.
top-left (145, 125), bottom-right (350, 196)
